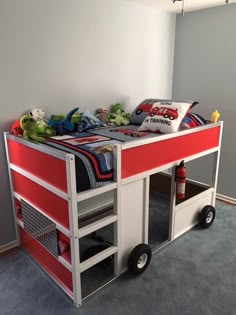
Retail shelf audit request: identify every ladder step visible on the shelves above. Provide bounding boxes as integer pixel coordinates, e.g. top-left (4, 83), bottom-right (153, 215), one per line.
top-left (77, 183), bottom-right (117, 202)
top-left (79, 214), bottom-right (117, 238)
top-left (80, 246), bottom-right (117, 273)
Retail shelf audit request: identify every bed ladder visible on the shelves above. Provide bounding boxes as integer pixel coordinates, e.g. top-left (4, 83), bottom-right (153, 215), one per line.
top-left (67, 144), bottom-right (121, 307)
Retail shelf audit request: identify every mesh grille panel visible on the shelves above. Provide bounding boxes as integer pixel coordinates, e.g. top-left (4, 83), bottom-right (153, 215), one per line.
top-left (21, 199), bottom-right (58, 257)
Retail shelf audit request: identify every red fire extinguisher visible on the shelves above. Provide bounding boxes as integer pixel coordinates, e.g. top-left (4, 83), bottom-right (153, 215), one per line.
top-left (176, 160), bottom-right (186, 200)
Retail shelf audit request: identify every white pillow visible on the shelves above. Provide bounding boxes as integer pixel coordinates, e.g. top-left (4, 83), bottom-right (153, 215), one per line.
top-left (138, 101), bottom-right (192, 134)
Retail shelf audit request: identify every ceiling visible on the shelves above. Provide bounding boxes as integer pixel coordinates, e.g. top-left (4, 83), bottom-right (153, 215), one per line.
top-left (126, 0), bottom-right (236, 13)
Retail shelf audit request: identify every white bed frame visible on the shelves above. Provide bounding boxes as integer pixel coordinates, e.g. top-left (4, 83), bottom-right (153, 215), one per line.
top-left (4, 121), bottom-right (223, 307)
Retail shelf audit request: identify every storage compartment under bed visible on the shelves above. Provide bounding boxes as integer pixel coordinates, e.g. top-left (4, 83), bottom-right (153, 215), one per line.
top-left (148, 172), bottom-right (210, 249)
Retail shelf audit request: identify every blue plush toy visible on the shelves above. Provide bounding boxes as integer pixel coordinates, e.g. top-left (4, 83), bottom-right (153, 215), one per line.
top-left (48, 107), bottom-right (79, 135)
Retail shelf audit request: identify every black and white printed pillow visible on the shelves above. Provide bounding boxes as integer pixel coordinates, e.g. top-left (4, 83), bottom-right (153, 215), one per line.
top-left (138, 101), bottom-right (192, 134)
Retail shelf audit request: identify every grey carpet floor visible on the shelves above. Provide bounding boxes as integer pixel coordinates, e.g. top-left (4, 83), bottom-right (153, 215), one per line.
top-left (1, 200), bottom-right (236, 315)
top-left (149, 191), bottom-right (170, 247)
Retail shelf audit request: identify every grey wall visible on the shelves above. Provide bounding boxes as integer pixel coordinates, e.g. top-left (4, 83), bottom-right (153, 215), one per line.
top-left (0, 0), bottom-right (176, 247)
top-left (173, 4), bottom-right (236, 199)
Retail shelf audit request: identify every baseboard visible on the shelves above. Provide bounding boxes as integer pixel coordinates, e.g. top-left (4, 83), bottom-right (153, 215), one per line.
top-left (0, 240), bottom-right (19, 254)
top-left (216, 193), bottom-right (236, 205)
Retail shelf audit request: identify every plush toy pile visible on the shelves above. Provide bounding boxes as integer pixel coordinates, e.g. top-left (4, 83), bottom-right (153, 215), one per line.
top-left (9, 103), bottom-right (131, 143)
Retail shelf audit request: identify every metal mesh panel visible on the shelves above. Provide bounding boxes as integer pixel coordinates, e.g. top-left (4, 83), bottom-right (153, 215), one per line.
top-left (21, 199), bottom-right (58, 257)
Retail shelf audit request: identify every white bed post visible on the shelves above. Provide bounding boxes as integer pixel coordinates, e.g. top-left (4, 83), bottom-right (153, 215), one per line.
top-left (3, 132), bottom-right (20, 246)
top-left (65, 154), bottom-right (82, 307)
top-left (113, 144), bottom-right (122, 276)
top-left (143, 176), bottom-right (150, 244)
top-left (211, 121), bottom-right (223, 206)
top-left (169, 165), bottom-right (177, 241)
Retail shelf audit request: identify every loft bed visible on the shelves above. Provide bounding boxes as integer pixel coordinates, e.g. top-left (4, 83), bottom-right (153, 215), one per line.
top-left (4, 121), bottom-right (223, 307)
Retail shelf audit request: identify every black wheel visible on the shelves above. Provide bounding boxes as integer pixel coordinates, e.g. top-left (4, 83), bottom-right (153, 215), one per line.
top-left (136, 109), bottom-right (143, 115)
top-left (128, 244), bottom-right (152, 275)
top-left (169, 116), bottom-right (174, 120)
top-left (199, 205), bottom-right (216, 228)
top-left (163, 114), bottom-right (169, 119)
top-left (82, 244), bottom-right (113, 267)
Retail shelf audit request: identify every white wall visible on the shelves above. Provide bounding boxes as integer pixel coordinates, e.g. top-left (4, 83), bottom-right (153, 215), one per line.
top-left (173, 4), bottom-right (236, 199)
top-left (0, 0), bottom-right (176, 246)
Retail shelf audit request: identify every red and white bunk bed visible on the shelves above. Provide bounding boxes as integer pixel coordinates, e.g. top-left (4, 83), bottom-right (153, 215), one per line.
top-left (4, 120), bottom-right (223, 307)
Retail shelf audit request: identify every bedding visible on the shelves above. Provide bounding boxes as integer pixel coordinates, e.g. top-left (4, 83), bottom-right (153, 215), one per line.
top-left (88, 125), bottom-right (157, 141)
top-left (45, 133), bottom-right (119, 192)
top-left (180, 112), bottom-right (208, 130)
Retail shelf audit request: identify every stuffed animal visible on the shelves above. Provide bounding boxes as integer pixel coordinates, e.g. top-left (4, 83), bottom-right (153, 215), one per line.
top-left (108, 113), bottom-right (130, 126)
top-left (48, 107), bottom-right (79, 135)
top-left (29, 108), bottom-right (55, 137)
top-left (96, 107), bottom-right (109, 124)
top-left (110, 103), bottom-right (123, 114)
top-left (71, 112), bottom-right (82, 124)
top-left (10, 119), bottom-right (24, 136)
top-left (80, 111), bottom-right (103, 131)
top-left (108, 103), bottom-right (130, 126)
top-left (20, 115), bottom-right (45, 143)
top-left (29, 109), bottom-right (47, 124)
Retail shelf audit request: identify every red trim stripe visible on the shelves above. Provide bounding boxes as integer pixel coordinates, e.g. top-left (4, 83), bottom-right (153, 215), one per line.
top-left (122, 127), bottom-right (220, 178)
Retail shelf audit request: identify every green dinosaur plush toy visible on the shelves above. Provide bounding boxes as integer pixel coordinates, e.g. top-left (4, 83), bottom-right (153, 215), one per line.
top-left (20, 115), bottom-right (45, 143)
top-left (108, 103), bottom-right (130, 126)
top-left (108, 113), bottom-right (130, 126)
top-left (110, 103), bottom-right (123, 114)
top-left (29, 108), bottom-right (55, 137)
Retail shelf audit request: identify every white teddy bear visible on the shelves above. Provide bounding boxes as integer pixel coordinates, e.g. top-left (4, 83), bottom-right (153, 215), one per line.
top-left (29, 108), bottom-right (47, 126)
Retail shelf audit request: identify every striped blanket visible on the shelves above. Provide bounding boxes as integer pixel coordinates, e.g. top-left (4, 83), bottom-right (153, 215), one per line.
top-left (45, 133), bottom-right (120, 192)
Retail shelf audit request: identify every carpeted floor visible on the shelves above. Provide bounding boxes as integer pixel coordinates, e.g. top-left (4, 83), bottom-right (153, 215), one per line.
top-left (1, 200), bottom-right (236, 315)
top-left (149, 191), bottom-right (170, 248)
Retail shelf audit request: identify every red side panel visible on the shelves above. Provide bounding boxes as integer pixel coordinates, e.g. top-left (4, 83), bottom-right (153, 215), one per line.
top-left (19, 227), bottom-right (73, 294)
top-left (12, 171), bottom-right (69, 228)
top-left (122, 127), bottom-right (220, 178)
top-left (7, 139), bottom-right (67, 192)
